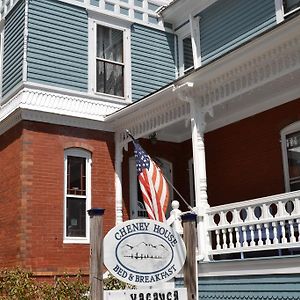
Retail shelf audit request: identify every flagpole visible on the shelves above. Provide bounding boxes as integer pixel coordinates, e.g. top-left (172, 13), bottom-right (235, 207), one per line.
top-left (126, 129), bottom-right (194, 212)
top-left (162, 173), bottom-right (194, 212)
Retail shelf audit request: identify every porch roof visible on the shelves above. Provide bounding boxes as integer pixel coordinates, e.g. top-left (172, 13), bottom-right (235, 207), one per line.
top-left (106, 14), bottom-right (300, 146)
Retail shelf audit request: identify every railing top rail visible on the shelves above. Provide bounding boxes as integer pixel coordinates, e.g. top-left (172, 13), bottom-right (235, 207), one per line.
top-left (206, 190), bottom-right (300, 214)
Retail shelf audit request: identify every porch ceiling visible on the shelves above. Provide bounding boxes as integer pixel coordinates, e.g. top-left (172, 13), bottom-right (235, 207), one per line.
top-left (108, 15), bottom-right (300, 146)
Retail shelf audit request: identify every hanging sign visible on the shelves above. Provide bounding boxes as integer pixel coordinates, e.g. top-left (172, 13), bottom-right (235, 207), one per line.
top-left (104, 287), bottom-right (187, 300)
top-left (103, 219), bottom-right (186, 286)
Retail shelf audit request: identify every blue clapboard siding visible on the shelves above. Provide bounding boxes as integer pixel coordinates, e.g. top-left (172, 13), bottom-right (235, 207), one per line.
top-left (200, 0), bottom-right (276, 64)
top-left (131, 24), bottom-right (176, 101)
top-left (176, 274), bottom-right (300, 299)
top-left (2, 0), bottom-right (25, 96)
top-left (27, 0), bottom-right (88, 92)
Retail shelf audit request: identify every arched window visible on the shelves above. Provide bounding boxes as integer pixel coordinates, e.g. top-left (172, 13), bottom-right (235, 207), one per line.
top-left (281, 122), bottom-right (300, 192)
top-left (64, 148), bottom-right (91, 243)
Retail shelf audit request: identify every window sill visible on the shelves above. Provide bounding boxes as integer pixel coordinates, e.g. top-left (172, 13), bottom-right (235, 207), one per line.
top-left (284, 6), bottom-right (300, 18)
top-left (94, 91), bottom-right (126, 101)
top-left (63, 238), bottom-right (90, 244)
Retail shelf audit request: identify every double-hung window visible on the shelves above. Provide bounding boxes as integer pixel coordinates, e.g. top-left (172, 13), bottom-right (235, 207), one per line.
top-left (64, 148), bottom-right (91, 243)
top-left (96, 25), bottom-right (124, 97)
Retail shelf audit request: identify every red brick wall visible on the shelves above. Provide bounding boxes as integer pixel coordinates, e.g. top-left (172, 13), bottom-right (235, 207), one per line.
top-left (205, 98), bottom-right (300, 206)
top-left (0, 124), bottom-right (23, 268)
top-left (0, 121), bottom-right (115, 274)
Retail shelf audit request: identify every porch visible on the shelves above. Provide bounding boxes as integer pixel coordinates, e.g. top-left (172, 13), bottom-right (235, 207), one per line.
top-left (107, 12), bottom-right (300, 272)
top-left (168, 190), bottom-right (300, 263)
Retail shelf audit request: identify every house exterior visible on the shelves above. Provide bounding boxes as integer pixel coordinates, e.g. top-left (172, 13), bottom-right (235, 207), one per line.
top-left (0, 0), bottom-right (300, 298)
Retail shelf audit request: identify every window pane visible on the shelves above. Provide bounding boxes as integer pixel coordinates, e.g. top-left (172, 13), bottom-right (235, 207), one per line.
top-left (97, 25), bottom-right (123, 63)
top-left (67, 156), bottom-right (86, 195)
top-left (66, 197), bottom-right (86, 237)
top-left (96, 60), bottom-right (124, 96)
top-left (286, 131), bottom-right (300, 191)
top-left (183, 37), bottom-right (194, 73)
top-left (284, 0), bottom-right (300, 13)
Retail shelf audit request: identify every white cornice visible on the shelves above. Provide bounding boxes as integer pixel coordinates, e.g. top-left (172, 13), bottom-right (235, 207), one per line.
top-left (0, 85), bottom-right (125, 135)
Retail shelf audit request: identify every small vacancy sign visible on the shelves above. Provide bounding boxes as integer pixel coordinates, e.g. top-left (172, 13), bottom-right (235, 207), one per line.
top-left (104, 219), bottom-right (186, 286)
top-left (104, 288), bottom-right (187, 300)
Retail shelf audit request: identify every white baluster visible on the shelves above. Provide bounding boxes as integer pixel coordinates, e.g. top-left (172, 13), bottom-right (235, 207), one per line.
top-left (249, 225), bottom-right (255, 246)
top-left (242, 226), bottom-right (248, 247)
top-left (264, 223), bottom-right (271, 245)
top-left (289, 220), bottom-right (296, 243)
top-left (272, 221), bottom-right (278, 244)
top-left (216, 230), bottom-right (221, 250)
top-left (280, 220), bottom-right (287, 244)
top-left (257, 224), bottom-right (263, 246)
top-left (228, 228), bottom-right (234, 248)
top-left (222, 229), bottom-right (228, 249)
top-left (235, 227), bottom-right (241, 248)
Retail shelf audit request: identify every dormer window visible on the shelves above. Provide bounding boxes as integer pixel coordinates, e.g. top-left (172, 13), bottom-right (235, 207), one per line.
top-left (96, 25), bottom-right (124, 97)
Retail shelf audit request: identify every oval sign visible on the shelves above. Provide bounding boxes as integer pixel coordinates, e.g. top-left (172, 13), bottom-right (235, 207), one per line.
top-left (104, 219), bottom-right (186, 286)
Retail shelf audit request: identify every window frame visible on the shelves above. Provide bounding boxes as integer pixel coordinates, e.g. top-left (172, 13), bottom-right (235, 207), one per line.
top-left (177, 24), bottom-right (193, 77)
top-left (63, 148), bottom-right (92, 244)
top-left (175, 16), bottom-right (201, 77)
top-left (281, 121), bottom-right (300, 192)
top-left (283, 0), bottom-right (300, 16)
top-left (88, 15), bottom-right (131, 102)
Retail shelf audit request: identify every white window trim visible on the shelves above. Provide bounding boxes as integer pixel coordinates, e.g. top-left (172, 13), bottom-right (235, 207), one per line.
top-left (129, 156), bottom-right (173, 219)
top-left (276, 0), bottom-right (300, 22)
top-left (280, 121), bottom-right (300, 192)
top-left (176, 24), bottom-right (192, 77)
top-left (63, 148), bottom-right (92, 244)
top-left (88, 13), bottom-right (132, 102)
top-left (275, 0), bottom-right (285, 23)
top-left (176, 16), bottom-right (201, 77)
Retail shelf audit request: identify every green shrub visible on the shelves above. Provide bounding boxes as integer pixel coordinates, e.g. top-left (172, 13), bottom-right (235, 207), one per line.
top-left (0, 268), bottom-right (134, 299)
top-left (0, 268), bottom-right (41, 300)
top-left (0, 268), bottom-right (88, 300)
top-left (103, 273), bottom-right (135, 290)
top-left (41, 274), bottom-right (89, 300)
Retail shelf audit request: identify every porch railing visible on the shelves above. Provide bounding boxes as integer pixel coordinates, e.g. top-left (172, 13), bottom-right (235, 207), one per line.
top-left (168, 191), bottom-right (300, 260)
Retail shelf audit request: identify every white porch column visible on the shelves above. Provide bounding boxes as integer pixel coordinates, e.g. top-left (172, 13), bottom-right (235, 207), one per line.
top-left (190, 99), bottom-right (210, 261)
top-left (115, 138), bottom-right (123, 225)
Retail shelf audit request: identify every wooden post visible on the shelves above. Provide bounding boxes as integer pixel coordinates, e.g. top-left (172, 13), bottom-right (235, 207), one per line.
top-left (88, 208), bottom-right (105, 300)
top-left (182, 212), bottom-right (198, 300)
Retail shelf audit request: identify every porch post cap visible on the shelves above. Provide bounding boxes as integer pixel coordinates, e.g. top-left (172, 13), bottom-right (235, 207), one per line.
top-left (87, 208), bottom-right (105, 217)
top-left (181, 212), bottom-right (197, 222)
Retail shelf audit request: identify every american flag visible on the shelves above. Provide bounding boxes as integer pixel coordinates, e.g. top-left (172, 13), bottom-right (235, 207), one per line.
top-left (133, 140), bottom-right (170, 222)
